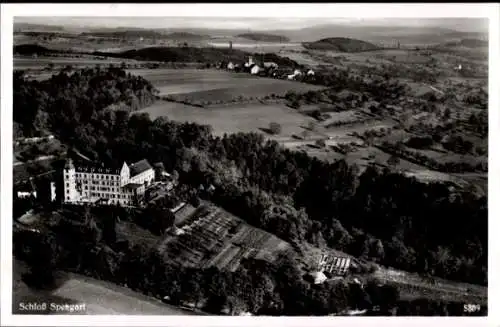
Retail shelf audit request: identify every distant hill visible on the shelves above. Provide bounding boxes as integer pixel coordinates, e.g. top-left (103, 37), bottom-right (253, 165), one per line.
top-left (302, 37), bottom-right (380, 52)
top-left (93, 47), bottom-right (300, 67)
top-left (81, 29), bottom-right (165, 39)
top-left (441, 38), bottom-right (488, 48)
top-left (14, 23), bottom-right (66, 33)
top-left (14, 44), bottom-right (59, 56)
top-left (237, 33), bottom-right (290, 43)
top-left (164, 32), bottom-right (210, 41)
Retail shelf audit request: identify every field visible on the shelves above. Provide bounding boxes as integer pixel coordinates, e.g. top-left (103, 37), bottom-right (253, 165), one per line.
top-left (372, 267), bottom-right (487, 304)
top-left (140, 101), bottom-right (320, 138)
top-left (159, 204), bottom-right (291, 271)
top-left (127, 68), bottom-right (324, 100)
top-left (13, 259), bottom-right (199, 315)
top-left (405, 147), bottom-right (485, 166)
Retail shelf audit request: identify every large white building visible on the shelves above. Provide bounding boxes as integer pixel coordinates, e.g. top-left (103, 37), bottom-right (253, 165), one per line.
top-left (63, 158), bottom-right (155, 206)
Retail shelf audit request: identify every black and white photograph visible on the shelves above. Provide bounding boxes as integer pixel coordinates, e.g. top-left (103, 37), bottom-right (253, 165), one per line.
top-left (1, 3), bottom-right (499, 326)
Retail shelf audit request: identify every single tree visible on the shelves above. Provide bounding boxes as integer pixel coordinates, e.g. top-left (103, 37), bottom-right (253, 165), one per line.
top-left (387, 155), bottom-right (401, 166)
top-left (269, 122), bottom-right (282, 135)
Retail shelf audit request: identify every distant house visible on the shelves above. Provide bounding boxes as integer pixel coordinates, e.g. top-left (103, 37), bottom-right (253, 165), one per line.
top-left (455, 64), bottom-right (463, 71)
top-left (227, 62), bottom-right (235, 70)
top-left (318, 253), bottom-right (351, 276)
top-left (287, 69), bottom-right (303, 80)
top-left (250, 64), bottom-right (261, 75)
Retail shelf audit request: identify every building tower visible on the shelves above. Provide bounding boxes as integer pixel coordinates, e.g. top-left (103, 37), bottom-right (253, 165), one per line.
top-left (63, 158), bottom-right (79, 202)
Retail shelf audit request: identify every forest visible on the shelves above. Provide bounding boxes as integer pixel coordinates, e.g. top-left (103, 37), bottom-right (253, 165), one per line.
top-left (13, 67), bottom-right (487, 315)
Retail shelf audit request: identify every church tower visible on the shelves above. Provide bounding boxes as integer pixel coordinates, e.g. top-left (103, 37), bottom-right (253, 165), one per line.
top-left (63, 158), bottom-right (79, 202)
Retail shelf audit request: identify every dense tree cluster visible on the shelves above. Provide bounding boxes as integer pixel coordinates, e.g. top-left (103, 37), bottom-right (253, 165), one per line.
top-left (284, 73), bottom-right (408, 112)
top-left (13, 67), bottom-right (158, 137)
top-left (14, 68), bottom-right (487, 290)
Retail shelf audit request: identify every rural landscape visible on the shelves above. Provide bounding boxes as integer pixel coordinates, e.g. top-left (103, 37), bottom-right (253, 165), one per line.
top-left (11, 15), bottom-right (488, 317)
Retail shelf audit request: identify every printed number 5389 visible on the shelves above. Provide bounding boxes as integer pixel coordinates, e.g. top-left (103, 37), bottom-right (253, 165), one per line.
top-left (464, 304), bottom-right (481, 313)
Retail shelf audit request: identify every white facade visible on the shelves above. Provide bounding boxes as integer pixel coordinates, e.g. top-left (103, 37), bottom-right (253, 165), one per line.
top-left (250, 65), bottom-right (261, 75)
top-left (50, 182), bottom-right (57, 202)
top-left (17, 191), bottom-right (37, 199)
top-left (63, 159), bottom-right (155, 206)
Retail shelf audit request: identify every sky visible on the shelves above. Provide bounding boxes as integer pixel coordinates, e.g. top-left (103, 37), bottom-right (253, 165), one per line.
top-left (15, 17), bottom-right (361, 30)
top-left (15, 17), bottom-right (488, 32)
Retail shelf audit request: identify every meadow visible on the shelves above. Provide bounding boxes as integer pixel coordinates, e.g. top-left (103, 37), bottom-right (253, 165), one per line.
top-left (139, 101), bottom-right (319, 137)
top-left (13, 259), bottom-right (198, 315)
top-left (128, 68), bottom-right (324, 100)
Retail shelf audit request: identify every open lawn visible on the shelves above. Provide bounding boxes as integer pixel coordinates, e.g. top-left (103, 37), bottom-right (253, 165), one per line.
top-left (13, 259), bottom-right (199, 315)
top-left (139, 101), bottom-right (319, 138)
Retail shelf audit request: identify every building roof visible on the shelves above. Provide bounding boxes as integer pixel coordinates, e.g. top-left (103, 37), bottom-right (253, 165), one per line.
top-left (153, 162), bottom-right (165, 170)
top-left (308, 271), bottom-right (328, 284)
top-left (129, 159), bottom-right (153, 177)
top-left (123, 182), bottom-right (143, 190)
top-left (70, 159), bottom-right (120, 174)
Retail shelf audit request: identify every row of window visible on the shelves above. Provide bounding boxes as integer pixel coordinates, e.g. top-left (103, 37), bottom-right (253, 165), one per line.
top-left (76, 178), bottom-right (120, 185)
top-left (89, 192), bottom-right (131, 199)
top-left (76, 173), bottom-right (120, 180)
top-left (66, 173), bottom-right (122, 181)
top-left (84, 185), bottom-right (120, 192)
top-left (65, 196), bottom-right (130, 204)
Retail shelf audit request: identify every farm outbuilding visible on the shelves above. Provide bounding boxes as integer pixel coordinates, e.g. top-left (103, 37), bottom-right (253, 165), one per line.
top-left (318, 253), bottom-right (351, 276)
top-left (250, 65), bottom-right (261, 75)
